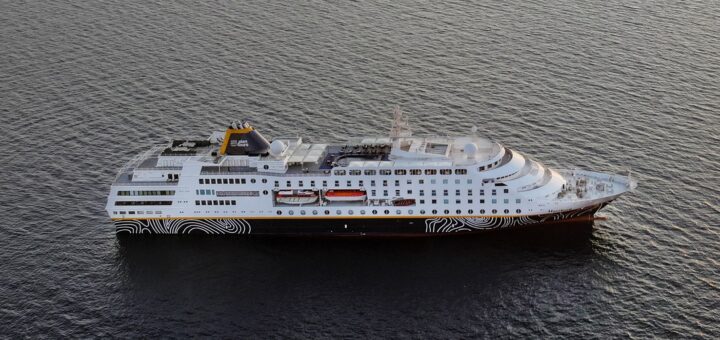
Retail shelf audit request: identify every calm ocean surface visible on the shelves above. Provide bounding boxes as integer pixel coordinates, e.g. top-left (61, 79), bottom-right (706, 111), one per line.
top-left (1, 0), bottom-right (719, 338)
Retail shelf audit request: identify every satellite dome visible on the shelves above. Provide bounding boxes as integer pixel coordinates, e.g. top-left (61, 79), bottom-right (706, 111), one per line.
top-left (270, 140), bottom-right (287, 156)
top-left (463, 143), bottom-right (478, 159)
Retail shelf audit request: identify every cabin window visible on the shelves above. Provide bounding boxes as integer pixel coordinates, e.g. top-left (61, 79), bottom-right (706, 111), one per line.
top-left (503, 189), bottom-right (509, 194)
top-left (419, 179), bottom-right (424, 184)
top-left (467, 189), bottom-right (473, 196)
top-left (455, 179), bottom-right (460, 184)
top-left (406, 179), bottom-right (412, 185)
top-left (410, 169), bottom-right (421, 175)
top-left (382, 180), bottom-right (387, 186)
top-left (440, 169), bottom-right (452, 175)
top-left (364, 170), bottom-right (376, 175)
top-left (274, 181), bottom-right (279, 187)
top-left (455, 189), bottom-right (461, 196)
top-left (195, 200), bottom-right (200, 205)
top-left (492, 199), bottom-right (497, 204)
top-left (310, 180), bottom-right (315, 187)
top-left (322, 181), bottom-right (327, 187)
top-left (480, 199), bottom-right (485, 204)
top-left (455, 199), bottom-right (461, 204)
top-left (211, 179), bottom-right (216, 184)
top-left (443, 179), bottom-right (448, 184)
top-left (431, 190), bottom-right (437, 196)
top-left (346, 180), bottom-right (351, 187)
top-left (394, 180), bottom-right (400, 186)
top-left (299, 181), bottom-right (304, 187)
top-left (223, 179), bottom-right (228, 184)
top-left (383, 190), bottom-right (388, 196)
top-left (479, 166), bottom-right (485, 171)
top-left (371, 190), bottom-right (377, 196)
top-left (455, 169), bottom-right (467, 175)
top-left (425, 169), bottom-right (437, 175)
top-left (467, 179), bottom-right (472, 184)
top-left (480, 189), bottom-right (485, 195)
top-left (380, 169), bottom-right (392, 175)
top-left (286, 181), bottom-right (291, 187)
top-left (395, 190), bottom-right (400, 196)
top-left (491, 189), bottom-right (496, 196)
top-left (213, 200), bottom-right (219, 205)
top-left (395, 169), bottom-right (407, 175)
top-left (359, 180), bottom-right (364, 186)
top-left (443, 190), bottom-right (448, 196)
top-left (334, 180), bottom-right (339, 187)
top-left (349, 170), bottom-right (361, 176)
top-left (198, 179), bottom-right (203, 184)
top-left (334, 170), bottom-right (346, 176)
top-left (419, 200), bottom-right (425, 204)
top-left (468, 199), bottom-right (473, 204)
top-left (370, 180), bottom-right (376, 186)
top-left (516, 199), bottom-right (521, 203)
top-left (504, 199), bottom-right (509, 204)
top-left (231, 200), bottom-right (236, 205)
top-left (419, 190), bottom-right (424, 196)
top-left (443, 199), bottom-right (449, 204)
top-left (432, 199), bottom-right (437, 204)
top-left (407, 190), bottom-right (412, 194)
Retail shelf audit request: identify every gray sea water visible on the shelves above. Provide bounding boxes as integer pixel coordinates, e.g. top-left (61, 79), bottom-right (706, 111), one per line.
top-left (1, 0), bottom-right (719, 338)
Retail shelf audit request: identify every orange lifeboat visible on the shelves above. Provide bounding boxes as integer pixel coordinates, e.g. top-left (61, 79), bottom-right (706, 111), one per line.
top-left (324, 189), bottom-right (367, 202)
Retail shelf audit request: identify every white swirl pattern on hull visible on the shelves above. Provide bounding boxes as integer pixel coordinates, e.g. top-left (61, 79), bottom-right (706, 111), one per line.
top-left (116, 219), bottom-right (252, 235)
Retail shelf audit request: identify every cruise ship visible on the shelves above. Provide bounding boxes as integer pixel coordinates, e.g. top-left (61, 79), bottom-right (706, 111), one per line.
top-left (107, 108), bottom-right (637, 236)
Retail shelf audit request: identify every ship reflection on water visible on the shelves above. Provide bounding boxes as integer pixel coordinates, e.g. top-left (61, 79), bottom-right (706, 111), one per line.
top-left (113, 222), bottom-right (599, 336)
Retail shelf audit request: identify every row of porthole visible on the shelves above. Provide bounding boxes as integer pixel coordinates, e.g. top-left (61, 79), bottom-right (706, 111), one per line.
top-left (276, 208), bottom-right (523, 216)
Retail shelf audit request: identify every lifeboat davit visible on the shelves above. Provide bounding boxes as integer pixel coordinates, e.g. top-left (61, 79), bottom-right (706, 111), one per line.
top-left (276, 190), bottom-right (318, 205)
top-left (324, 189), bottom-right (367, 202)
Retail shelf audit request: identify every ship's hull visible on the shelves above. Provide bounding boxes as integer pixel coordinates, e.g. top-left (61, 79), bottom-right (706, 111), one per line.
top-left (114, 202), bottom-right (609, 237)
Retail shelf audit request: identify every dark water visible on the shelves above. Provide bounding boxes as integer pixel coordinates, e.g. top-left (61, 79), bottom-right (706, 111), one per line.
top-left (1, 0), bottom-right (719, 337)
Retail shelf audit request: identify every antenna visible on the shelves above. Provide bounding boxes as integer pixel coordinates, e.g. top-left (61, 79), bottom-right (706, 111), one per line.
top-left (389, 106), bottom-right (412, 139)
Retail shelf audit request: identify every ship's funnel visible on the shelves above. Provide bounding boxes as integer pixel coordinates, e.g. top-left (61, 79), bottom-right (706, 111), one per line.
top-left (219, 120), bottom-right (271, 156)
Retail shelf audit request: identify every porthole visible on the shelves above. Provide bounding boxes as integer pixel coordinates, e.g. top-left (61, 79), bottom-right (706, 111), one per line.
top-left (263, 190), bottom-right (268, 195)
top-left (263, 165), bottom-right (269, 170)
top-left (516, 209), bottom-right (521, 214)
top-left (468, 209), bottom-right (474, 214)
top-left (360, 210), bottom-right (366, 215)
top-left (300, 210), bottom-right (306, 215)
top-left (408, 209), bottom-right (413, 215)
top-left (348, 210), bottom-right (354, 215)
top-left (251, 179), bottom-right (256, 183)
top-left (504, 209), bottom-right (509, 214)
top-left (336, 210), bottom-right (342, 215)
top-left (432, 209), bottom-right (437, 214)
top-left (262, 178), bottom-right (267, 183)
top-left (492, 209), bottom-right (497, 214)
top-left (444, 209), bottom-right (449, 214)
top-left (384, 210), bottom-right (390, 215)
top-left (372, 210), bottom-right (378, 215)
top-left (396, 209), bottom-right (401, 214)
top-left (277, 210), bottom-right (282, 215)
top-left (289, 210), bottom-right (294, 215)
top-left (456, 209), bottom-right (461, 214)
top-left (324, 210), bottom-right (330, 215)
top-left (480, 209), bottom-right (485, 214)
top-left (313, 210), bottom-right (318, 215)
top-left (420, 210), bottom-right (426, 214)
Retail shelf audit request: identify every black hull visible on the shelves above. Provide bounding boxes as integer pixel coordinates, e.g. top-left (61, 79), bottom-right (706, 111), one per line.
top-left (114, 203), bottom-right (609, 237)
